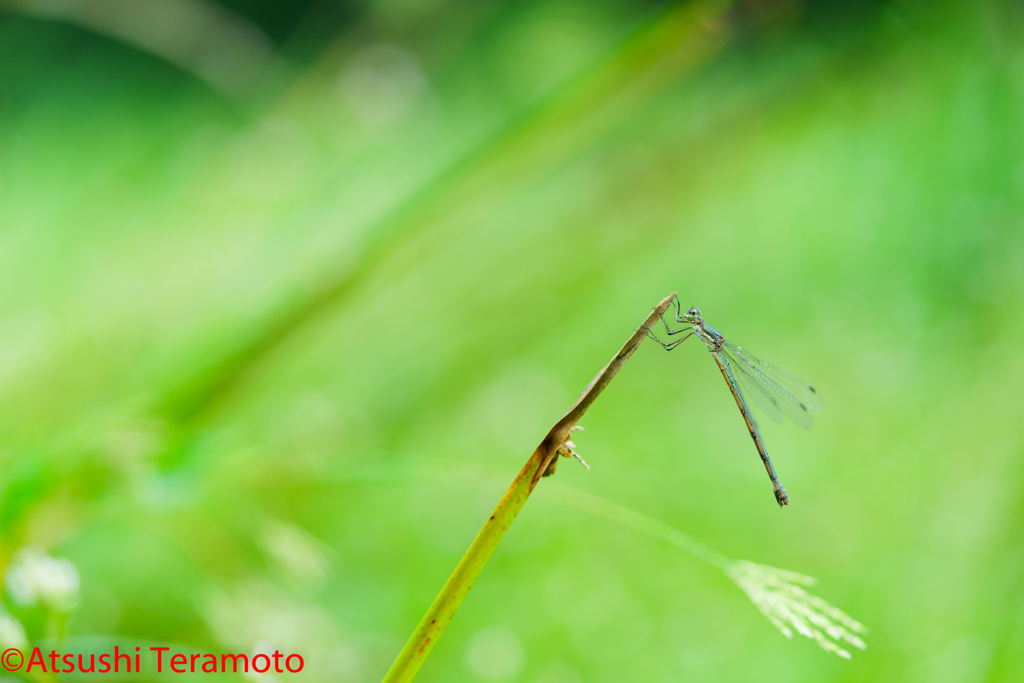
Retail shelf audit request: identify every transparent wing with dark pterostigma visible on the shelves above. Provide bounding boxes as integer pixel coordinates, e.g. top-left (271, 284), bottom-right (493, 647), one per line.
top-left (720, 341), bottom-right (821, 429)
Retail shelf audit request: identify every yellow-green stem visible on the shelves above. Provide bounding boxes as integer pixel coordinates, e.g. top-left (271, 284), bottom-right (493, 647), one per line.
top-left (381, 292), bottom-right (677, 683)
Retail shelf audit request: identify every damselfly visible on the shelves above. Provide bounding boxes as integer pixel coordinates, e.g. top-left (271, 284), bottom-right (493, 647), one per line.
top-left (647, 297), bottom-right (821, 507)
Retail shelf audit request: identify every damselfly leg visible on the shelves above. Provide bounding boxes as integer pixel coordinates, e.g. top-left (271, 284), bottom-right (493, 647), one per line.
top-left (645, 297), bottom-right (694, 350)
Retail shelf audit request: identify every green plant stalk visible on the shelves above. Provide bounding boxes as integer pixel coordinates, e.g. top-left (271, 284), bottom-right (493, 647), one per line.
top-left (380, 292), bottom-right (677, 683)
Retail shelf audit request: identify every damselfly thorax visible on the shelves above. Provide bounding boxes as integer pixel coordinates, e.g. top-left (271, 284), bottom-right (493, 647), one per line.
top-left (695, 323), bottom-right (725, 352)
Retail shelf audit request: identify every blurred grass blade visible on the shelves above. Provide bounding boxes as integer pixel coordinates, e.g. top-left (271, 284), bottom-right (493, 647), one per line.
top-left (159, 0), bottom-right (738, 439)
top-left (0, 0), bottom-right (276, 99)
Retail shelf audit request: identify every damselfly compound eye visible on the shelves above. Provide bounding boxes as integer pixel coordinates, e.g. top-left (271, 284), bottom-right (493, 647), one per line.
top-left (687, 307), bottom-right (701, 318)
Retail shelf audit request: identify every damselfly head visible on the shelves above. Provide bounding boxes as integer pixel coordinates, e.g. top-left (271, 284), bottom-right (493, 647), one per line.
top-left (683, 306), bottom-right (702, 322)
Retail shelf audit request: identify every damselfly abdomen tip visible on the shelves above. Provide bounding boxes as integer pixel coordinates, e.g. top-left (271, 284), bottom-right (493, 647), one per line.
top-left (775, 486), bottom-right (790, 507)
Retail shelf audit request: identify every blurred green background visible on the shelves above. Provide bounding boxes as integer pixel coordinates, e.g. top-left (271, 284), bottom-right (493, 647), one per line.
top-left (1, 0), bottom-right (1023, 680)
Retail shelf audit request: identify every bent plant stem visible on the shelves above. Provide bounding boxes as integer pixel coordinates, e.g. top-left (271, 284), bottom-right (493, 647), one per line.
top-left (380, 292), bottom-right (677, 683)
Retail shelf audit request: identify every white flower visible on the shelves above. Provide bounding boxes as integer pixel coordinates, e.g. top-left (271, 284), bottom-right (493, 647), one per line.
top-left (0, 612), bottom-right (27, 649)
top-left (725, 560), bottom-right (867, 659)
top-left (5, 546), bottom-right (80, 613)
